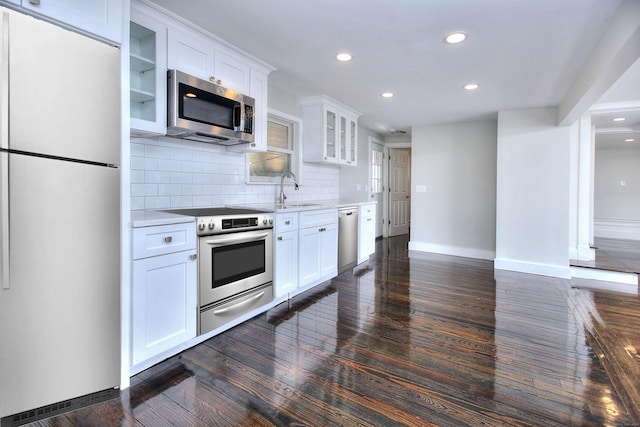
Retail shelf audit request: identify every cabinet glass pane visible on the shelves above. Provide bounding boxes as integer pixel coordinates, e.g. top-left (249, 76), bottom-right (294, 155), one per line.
top-left (340, 116), bottom-right (347, 161)
top-left (326, 110), bottom-right (336, 158)
top-left (130, 22), bottom-right (156, 122)
top-left (350, 120), bottom-right (356, 162)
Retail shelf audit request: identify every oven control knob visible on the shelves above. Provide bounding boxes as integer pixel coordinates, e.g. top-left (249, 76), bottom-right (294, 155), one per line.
top-left (198, 223), bottom-right (205, 231)
top-left (263, 218), bottom-right (267, 225)
top-left (208, 222), bottom-right (214, 230)
top-left (269, 218), bottom-right (273, 224)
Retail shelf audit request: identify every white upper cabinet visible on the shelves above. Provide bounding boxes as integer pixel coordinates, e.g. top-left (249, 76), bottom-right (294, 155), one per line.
top-left (130, 7), bottom-right (167, 136)
top-left (167, 28), bottom-right (251, 94)
top-left (16, 0), bottom-right (123, 44)
top-left (302, 96), bottom-right (360, 166)
top-left (167, 27), bottom-right (215, 82)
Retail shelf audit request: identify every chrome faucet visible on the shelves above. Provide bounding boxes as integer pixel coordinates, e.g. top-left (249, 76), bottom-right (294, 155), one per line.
top-left (279, 171), bottom-right (299, 204)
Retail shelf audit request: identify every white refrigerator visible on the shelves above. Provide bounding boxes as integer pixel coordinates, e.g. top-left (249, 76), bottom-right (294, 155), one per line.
top-left (0, 7), bottom-right (120, 422)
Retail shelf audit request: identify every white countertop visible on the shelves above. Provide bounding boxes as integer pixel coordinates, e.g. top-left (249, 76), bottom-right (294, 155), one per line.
top-left (130, 209), bottom-right (196, 228)
top-left (239, 199), bottom-right (374, 213)
top-left (130, 200), bottom-right (375, 227)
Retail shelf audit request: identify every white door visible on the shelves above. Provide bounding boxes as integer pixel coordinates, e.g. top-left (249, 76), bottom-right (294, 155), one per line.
top-left (388, 148), bottom-right (411, 237)
top-left (370, 140), bottom-right (384, 237)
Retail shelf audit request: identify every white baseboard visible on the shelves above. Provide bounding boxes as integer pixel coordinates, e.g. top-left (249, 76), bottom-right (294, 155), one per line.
top-left (494, 258), bottom-right (571, 278)
top-left (408, 241), bottom-right (495, 260)
top-left (594, 219), bottom-right (640, 240)
top-left (570, 266), bottom-right (638, 286)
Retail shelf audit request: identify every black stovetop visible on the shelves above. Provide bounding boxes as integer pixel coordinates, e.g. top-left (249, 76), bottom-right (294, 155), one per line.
top-left (164, 207), bottom-right (271, 218)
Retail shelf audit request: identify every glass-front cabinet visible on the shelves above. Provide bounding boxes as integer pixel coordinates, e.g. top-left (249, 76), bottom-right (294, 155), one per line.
top-left (302, 95), bottom-right (360, 166)
top-left (129, 9), bottom-right (167, 136)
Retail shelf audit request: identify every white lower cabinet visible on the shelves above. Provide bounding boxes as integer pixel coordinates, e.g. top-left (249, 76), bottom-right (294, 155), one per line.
top-left (274, 229), bottom-right (298, 298)
top-left (274, 208), bottom-right (338, 299)
top-left (274, 212), bottom-right (298, 298)
top-left (358, 203), bottom-right (376, 264)
top-left (131, 221), bottom-right (197, 369)
top-left (298, 209), bottom-right (338, 289)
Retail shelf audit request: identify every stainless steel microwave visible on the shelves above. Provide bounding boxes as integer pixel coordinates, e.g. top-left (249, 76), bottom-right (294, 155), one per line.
top-left (167, 69), bottom-right (255, 145)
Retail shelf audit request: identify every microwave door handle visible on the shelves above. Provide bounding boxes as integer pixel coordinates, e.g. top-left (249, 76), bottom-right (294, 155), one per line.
top-left (233, 104), bottom-right (242, 132)
top-left (205, 232), bottom-right (269, 247)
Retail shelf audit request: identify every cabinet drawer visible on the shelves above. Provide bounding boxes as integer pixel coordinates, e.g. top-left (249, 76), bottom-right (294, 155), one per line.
top-left (360, 204), bottom-right (376, 219)
top-left (299, 208), bottom-right (338, 228)
top-left (133, 222), bottom-right (196, 259)
top-left (275, 212), bottom-right (298, 231)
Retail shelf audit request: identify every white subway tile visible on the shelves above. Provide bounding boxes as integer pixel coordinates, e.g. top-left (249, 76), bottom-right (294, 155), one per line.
top-left (131, 183), bottom-right (158, 197)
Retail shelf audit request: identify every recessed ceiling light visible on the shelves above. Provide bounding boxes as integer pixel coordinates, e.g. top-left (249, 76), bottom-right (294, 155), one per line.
top-left (612, 117), bottom-right (626, 122)
top-left (464, 83), bottom-right (479, 90)
top-left (625, 138), bottom-right (635, 142)
top-left (336, 52), bottom-right (352, 62)
top-left (445, 32), bottom-right (467, 44)
top-left (381, 92), bottom-right (394, 98)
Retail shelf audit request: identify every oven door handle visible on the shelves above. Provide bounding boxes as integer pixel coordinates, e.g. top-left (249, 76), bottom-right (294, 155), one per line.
top-left (213, 291), bottom-right (265, 315)
top-left (204, 232), bottom-right (269, 247)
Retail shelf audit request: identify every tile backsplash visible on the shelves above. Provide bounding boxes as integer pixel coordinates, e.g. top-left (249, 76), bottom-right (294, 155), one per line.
top-left (131, 136), bottom-right (340, 210)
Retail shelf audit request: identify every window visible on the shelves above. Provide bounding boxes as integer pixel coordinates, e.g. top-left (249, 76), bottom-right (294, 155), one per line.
top-left (248, 111), bottom-right (299, 183)
top-left (371, 148), bottom-right (384, 193)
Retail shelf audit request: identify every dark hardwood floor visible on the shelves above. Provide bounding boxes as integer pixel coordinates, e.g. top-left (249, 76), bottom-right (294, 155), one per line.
top-left (571, 237), bottom-right (640, 275)
top-left (28, 236), bottom-right (640, 426)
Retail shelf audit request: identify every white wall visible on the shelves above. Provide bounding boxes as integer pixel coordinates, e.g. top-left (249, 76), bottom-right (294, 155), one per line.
top-left (409, 120), bottom-right (497, 260)
top-left (339, 127), bottom-right (384, 202)
top-left (495, 108), bottom-right (571, 277)
top-left (595, 147), bottom-right (640, 219)
top-left (594, 146), bottom-right (640, 239)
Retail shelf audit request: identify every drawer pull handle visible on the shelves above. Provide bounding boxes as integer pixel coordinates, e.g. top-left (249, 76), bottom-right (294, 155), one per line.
top-left (277, 236), bottom-right (283, 241)
top-left (367, 218), bottom-right (372, 221)
top-left (285, 220), bottom-right (291, 225)
top-left (164, 236), bottom-right (173, 244)
top-left (189, 254), bottom-right (197, 260)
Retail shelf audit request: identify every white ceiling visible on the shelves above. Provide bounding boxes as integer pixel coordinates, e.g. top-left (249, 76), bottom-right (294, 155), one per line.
top-left (146, 0), bottom-right (638, 142)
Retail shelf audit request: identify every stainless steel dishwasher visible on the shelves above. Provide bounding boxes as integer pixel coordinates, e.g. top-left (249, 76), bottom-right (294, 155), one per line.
top-left (338, 207), bottom-right (358, 274)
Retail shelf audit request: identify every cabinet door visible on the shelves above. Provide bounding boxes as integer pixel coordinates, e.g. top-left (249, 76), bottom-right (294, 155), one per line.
top-left (130, 10), bottom-right (167, 136)
top-left (348, 117), bottom-right (357, 165)
top-left (22, 0), bottom-right (123, 44)
top-left (215, 51), bottom-right (250, 93)
top-left (274, 230), bottom-right (298, 298)
top-left (339, 114), bottom-right (348, 163)
top-left (298, 227), bottom-right (321, 286)
top-left (358, 206), bottom-right (376, 264)
top-left (323, 107), bottom-right (339, 163)
top-left (319, 222), bottom-right (338, 278)
top-left (167, 27), bottom-right (215, 81)
top-left (132, 251), bottom-right (197, 365)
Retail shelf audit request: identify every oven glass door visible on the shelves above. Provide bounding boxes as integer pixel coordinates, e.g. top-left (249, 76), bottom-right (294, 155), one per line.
top-left (199, 229), bottom-right (273, 307)
top-left (179, 82), bottom-right (240, 131)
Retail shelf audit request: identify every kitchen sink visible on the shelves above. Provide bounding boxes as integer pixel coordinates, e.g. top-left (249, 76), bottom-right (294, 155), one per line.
top-left (280, 203), bottom-right (322, 208)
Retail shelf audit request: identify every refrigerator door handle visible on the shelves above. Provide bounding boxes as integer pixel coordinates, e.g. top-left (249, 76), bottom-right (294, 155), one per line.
top-left (1, 10), bottom-right (8, 151)
top-left (0, 10), bottom-right (8, 289)
top-left (0, 151), bottom-right (7, 289)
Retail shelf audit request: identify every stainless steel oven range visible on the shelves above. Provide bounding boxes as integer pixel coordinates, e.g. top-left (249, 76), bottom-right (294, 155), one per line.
top-left (165, 207), bottom-right (274, 335)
